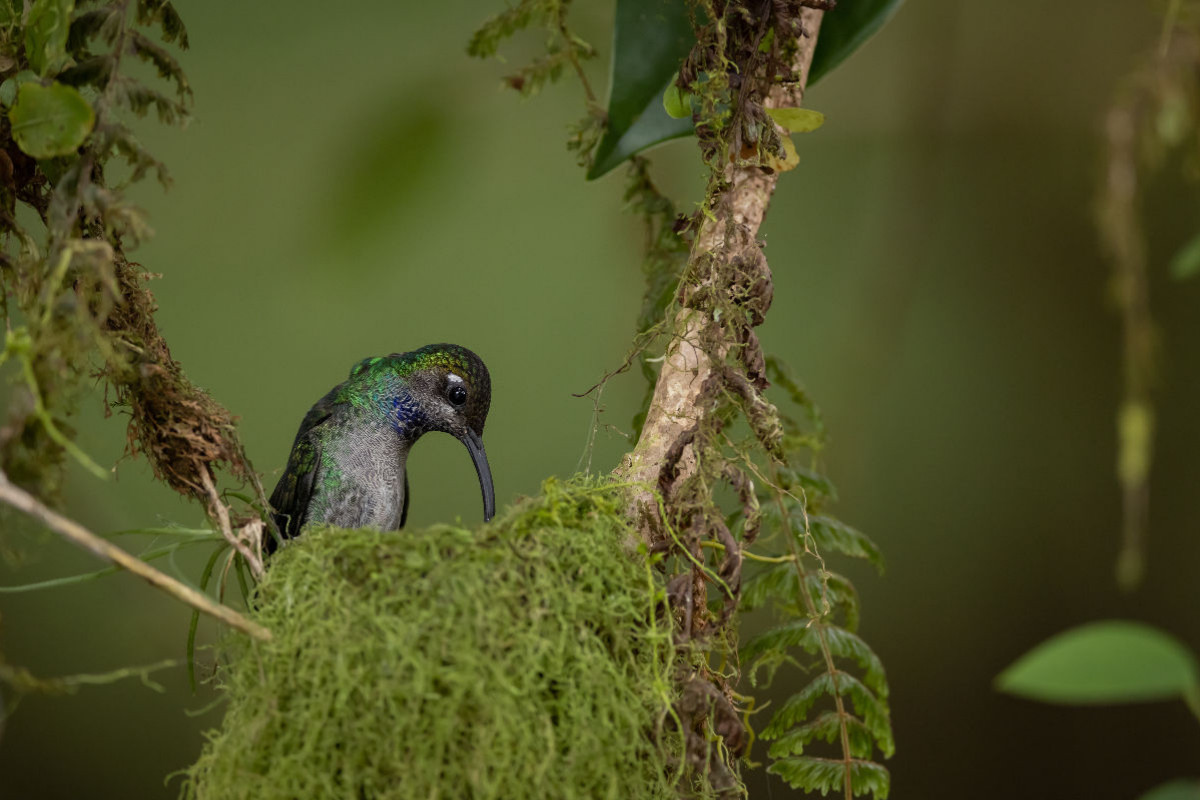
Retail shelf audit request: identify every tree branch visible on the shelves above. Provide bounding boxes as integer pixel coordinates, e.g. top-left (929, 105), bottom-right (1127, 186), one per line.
top-left (0, 470), bottom-right (271, 641)
top-left (617, 7), bottom-right (826, 540)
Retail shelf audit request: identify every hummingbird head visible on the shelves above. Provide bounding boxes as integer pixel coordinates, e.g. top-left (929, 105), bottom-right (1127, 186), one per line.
top-left (349, 343), bottom-right (495, 521)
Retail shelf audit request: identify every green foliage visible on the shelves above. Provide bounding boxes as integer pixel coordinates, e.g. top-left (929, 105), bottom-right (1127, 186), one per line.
top-left (25, 0), bottom-right (75, 76)
top-left (769, 757), bottom-right (890, 800)
top-left (766, 106), bottom-right (825, 133)
top-left (766, 711), bottom-right (875, 759)
top-left (469, 2), bottom-right (897, 795)
top-left (997, 620), bottom-right (1200, 708)
top-left (470, 0), bottom-right (888, 176)
top-left (808, 513), bottom-right (884, 572)
top-left (1139, 779), bottom-right (1200, 800)
top-left (735, 357), bottom-right (893, 797)
top-left (662, 79), bottom-right (693, 119)
top-left (588, 0), bottom-right (694, 178)
top-left (7, 81), bottom-right (94, 158)
top-left (468, 0), bottom-right (605, 167)
top-left (584, 0), bottom-right (904, 178)
top-left (743, 621), bottom-right (886, 693)
top-left (1169, 230), bottom-right (1200, 280)
top-left (0, 0), bottom-right (203, 503)
top-left (468, 0), bottom-right (596, 99)
top-left (0, 0), bottom-right (262, 524)
top-left (182, 478), bottom-right (712, 800)
top-left (759, 672), bottom-right (892, 753)
top-left (805, 0), bottom-right (905, 87)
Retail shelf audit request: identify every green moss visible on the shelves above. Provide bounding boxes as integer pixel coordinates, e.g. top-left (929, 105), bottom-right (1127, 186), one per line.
top-left (181, 478), bottom-right (686, 799)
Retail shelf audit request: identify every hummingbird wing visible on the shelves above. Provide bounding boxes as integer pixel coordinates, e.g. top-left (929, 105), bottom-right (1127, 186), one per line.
top-left (268, 387), bottom-right (341, 542)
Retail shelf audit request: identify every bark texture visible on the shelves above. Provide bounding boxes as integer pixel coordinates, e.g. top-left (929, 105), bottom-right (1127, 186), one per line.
top-left (617, 7), bottom-right (825, 541)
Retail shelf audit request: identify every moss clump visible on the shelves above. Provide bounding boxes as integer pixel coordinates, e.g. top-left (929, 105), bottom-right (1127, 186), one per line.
top-left (181, 478), bottom-right (681, 799)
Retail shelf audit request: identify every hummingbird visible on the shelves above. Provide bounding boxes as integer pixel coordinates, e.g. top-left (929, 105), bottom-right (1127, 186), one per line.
top-left (267, 343), bottom-right (494, 549)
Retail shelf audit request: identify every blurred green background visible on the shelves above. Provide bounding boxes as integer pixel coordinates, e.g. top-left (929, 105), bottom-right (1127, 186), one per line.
top-left (3, 0), bottom-right (1199, 797)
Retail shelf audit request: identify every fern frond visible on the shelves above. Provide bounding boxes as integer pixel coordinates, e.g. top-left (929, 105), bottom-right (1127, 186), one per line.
top-left (467, 0), bottom-right (552, 58)
top-left (766, 710), bottom-right (875, 759)
top-left (112, 78), bottom-right (188, 123)
top-left (761, 670), bottom-right (893, 756)
top-left (808, 571), bottom-right (861, 631)
top-left (135, 0), bottom-right (188, 48)
top-left (820, 626), bottom-right (888, 696)
top-left (58, 55), bottom-right (116, 89)
top-left (66, 8), bottom-right (117, 54)
top-left (741, 561), bottom-right (799, 612)
top-left (500, 50), bottom-right (569, 96)
top-left (808, 514), bottom-right (885, 572)
top-left (127, 30), bottom-right (188, 97)
top-left (108, 123), bottom-right (168, 185)
top-left (742, 621), bottom-right (886, 694)
top-left (777, 464), bottom-right (838, 502)
top-left (766, 355), bottom-right (826, 440)
top-left (768, 756), bottom-right (891, 800)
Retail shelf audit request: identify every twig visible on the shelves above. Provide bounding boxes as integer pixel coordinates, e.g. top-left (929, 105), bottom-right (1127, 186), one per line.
top-left (199, 467), bottom-right (263, 579)
top-left (0, 470), bottom-right (271, 641)
top-left (556, 3), bottom-right (598, 108)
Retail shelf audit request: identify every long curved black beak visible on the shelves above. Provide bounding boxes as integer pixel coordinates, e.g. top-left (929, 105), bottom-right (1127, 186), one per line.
top-left (460, 429), bottom-right (495, 522)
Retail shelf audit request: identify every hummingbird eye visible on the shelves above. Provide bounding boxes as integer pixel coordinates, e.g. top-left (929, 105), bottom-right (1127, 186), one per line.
top-left (447, 384), bottom-right (468, 406)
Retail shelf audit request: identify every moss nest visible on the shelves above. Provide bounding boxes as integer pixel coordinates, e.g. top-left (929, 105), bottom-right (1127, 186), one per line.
top-left (182, 478), bottom-right (683, 799)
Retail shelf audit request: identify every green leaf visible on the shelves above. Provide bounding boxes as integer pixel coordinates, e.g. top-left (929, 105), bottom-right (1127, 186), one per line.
top-left (743, 622), bottom-right (888, 698)
top-left (1170, 230), bottom-right (1200, 280)
top-left (743, 564), bottom-right (864, 629)
top-left (763, 671), bottom-right (893, 756)
top-left (136, 0), bottom-right (189, 49)
top-left (741, 561), bottom-right (799, 612)
top-left (129, 30), bottom-right (189, 96)
top-left (807, 514), bottom-right (885, 572)
top-left (768, 756), bottom-right (890, 800)
top-left (808, 0), bottom-right (905, 86)
top-left (808, 571), bottom-right (861, 631)
top-left (767, 711), bottom-right (875, 759)
top-left (997, 620), bottom-right (1200, 705)
top-left (588, 0), bottom-right (905, 177)
top-left (766, 107), bottom-right (825, 133)
top-left (1139, 780), bottom-right (1200, 800)
top-left (25, 0), bottom-right (75, 77)
top-left (0, 0), bottom-right (18, 27)
top-left (0, 71), bottom-right (35, 107)
top-left (778, 465), bottom-right (838, 501)
top-left (8, 81), bottom-right (95, 158)
top-left (587, 0), bottom-right (694, 179)
top-left (661, 79), bottom-right (692, 119)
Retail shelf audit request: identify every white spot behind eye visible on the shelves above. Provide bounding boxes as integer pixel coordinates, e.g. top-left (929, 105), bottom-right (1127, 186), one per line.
top-left (447, 374), bottom-right (464, 384)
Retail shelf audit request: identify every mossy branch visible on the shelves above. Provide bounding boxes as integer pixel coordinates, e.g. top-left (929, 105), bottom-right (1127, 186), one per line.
top-left (616, 5), bottom-right (825, 542)
top-left (0, 469), bottom-right (271, 641)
